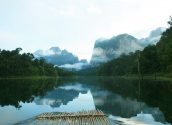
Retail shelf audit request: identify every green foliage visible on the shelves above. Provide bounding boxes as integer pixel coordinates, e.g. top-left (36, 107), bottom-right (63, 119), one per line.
top-left (75, 67), bottom-right (98, 76)
top-left (140, 45), bottom-right (160, 74)
top-left (55, 67), bottom-right (76, 76)
top-left (167, 16), bottom-right (172, 27)
top-left (157, 23), bottom-right (172, 72)
top-left (0, 48), bottom-right (74, 77)
top-left (98, 52), bottom-right (139, 76)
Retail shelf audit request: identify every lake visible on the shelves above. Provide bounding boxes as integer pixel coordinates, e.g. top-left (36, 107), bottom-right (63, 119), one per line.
top-left (0, 77), bottom-right (172, 125)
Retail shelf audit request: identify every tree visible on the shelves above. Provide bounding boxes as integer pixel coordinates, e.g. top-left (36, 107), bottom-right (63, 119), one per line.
top-left (157, 18), bottom-right (172, 73)
top-left (0, 48), bottom-right (74, 77)
top-left (140, 45), bottom-right (160, 79)
top-left (168, 16), bottom-right (172, 27)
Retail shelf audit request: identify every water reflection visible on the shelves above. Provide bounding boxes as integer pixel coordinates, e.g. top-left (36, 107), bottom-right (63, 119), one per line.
top-left (0, 79), bottom-right (58, 108)
top-left (109, 114), bottom-right (170, 125)
top-left (34, 87), bottom-right (95, 112)
top-left (0, 77), bottom-right (172, 125)
top-left (95, 77), bottom-right (172, 123)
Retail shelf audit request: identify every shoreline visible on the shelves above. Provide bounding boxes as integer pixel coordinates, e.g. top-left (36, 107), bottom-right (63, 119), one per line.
top-left (0, 76), bottom-right (58, 80)
top-left (0, 75), bottom-right (172, 81)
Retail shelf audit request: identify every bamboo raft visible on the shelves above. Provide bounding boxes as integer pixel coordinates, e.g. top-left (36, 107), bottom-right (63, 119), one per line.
top-left (34, 110), bottom-right (112, 125)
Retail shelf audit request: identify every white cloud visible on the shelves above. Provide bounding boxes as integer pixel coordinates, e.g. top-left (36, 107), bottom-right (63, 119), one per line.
top-left (92, 47), bottom-right (105, 56)
top-left (86, 4), bottom-right (102, 15)
top-left (59, 62), bottom-right (89, 70)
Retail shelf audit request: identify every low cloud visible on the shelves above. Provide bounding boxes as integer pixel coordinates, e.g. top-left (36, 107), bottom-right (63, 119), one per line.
top-left (59, 62), bottom-right (89, 70)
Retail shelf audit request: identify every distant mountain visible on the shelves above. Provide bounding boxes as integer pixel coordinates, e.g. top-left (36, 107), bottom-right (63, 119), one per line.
top-left (90, 27), bottom-right (165, 64)
top-left (139, 27), bottom-right (166, 47)
top-left (34, 47), bottom-right (79, 66)
top-left (90, 34), bottom-right (143, 64)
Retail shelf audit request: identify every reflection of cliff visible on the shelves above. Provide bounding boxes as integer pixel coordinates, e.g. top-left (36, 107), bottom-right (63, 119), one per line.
top-left (92, 90), bottom-right (166, 123)
top-left (109, 113), bottom-right (168, 125)
top-left (0, 79), bottom-right (57, 108)
top-left (34, 84), bottom-right (87, 108)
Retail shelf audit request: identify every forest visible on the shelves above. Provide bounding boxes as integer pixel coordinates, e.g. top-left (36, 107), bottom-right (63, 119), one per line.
top-left (0, 48), bottom-right (74, 77)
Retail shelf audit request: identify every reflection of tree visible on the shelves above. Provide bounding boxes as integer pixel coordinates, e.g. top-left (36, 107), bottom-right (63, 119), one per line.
top-left (0, 79), bottom-right (58, 108)
top-left (140, 80), bottom-right (172, 123)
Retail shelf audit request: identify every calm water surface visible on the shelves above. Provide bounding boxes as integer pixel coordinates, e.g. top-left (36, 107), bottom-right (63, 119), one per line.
top-left (0, 77), bottom-right (172, 125)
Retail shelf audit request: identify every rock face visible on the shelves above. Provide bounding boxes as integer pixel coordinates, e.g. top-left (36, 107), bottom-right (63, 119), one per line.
top-left (90, 27), bottom-right (165, 64)
top-left (90, 34), bottom-right (143, 64)
top-left (34, 47), bottom-right (79, 66)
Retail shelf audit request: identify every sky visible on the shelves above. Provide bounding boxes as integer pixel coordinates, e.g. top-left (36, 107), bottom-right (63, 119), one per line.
top-left (0, 0), bottom-right (172, 61)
